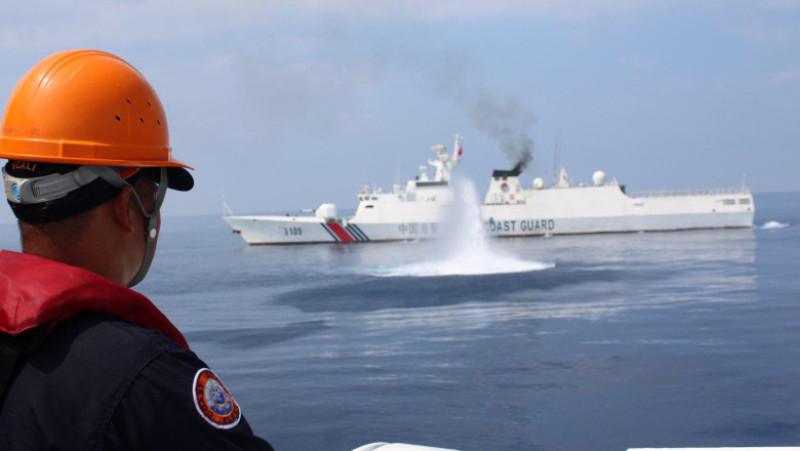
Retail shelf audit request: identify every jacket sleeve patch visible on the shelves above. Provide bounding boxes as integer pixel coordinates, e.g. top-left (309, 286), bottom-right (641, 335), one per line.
top-left (192, 368), bottom-right (242, 429)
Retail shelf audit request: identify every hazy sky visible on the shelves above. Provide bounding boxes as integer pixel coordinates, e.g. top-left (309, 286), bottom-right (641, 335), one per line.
top-left (1, 1), bottom-right (799, 225)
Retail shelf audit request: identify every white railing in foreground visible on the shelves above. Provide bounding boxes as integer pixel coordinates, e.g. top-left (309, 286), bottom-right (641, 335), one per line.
top-left (628, 448), bottom-right (800, 450)
top-left (351, 443), bottom-right (800, 450)
top-left (352, 444), bottom-right (458, 451)
top-left (629, 187), bottom-right (750, 199)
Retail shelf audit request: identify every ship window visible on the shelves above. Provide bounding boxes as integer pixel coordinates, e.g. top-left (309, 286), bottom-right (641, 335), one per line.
top-left (371, 196), bottom-right (378, 200)
top-left (722, 199), bottom-right (735, 205)
top-left (365, 205), bottom-right (374, 208)
top-left (738, 198), bottom-right (750, 205)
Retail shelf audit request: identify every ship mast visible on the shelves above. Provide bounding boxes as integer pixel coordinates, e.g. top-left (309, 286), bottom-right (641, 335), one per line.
top-left (552, 139), bottom-right (561, 188)
top-left (427, 134), bottom-right (463, 183)
top-left (452, 134), bottom-right (463, 163)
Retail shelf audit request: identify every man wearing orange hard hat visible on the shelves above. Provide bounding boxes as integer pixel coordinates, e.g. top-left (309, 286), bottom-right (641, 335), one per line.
top-left (0, 50), bottom-right (273, 450)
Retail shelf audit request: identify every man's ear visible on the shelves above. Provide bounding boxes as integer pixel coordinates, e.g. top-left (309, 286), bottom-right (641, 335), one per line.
top-left (109, 185), bottom-right (135, 233)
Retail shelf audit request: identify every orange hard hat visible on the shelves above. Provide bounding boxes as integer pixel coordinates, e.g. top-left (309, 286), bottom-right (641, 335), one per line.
top-left (0, 49), bottom-right (190, 169)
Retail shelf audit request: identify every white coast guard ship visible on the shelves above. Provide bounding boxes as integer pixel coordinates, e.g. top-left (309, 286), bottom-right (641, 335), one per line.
top-left (223, 136), bottom-right (754, 245)
top-left (482, 167), bottom-right (754, 237)
top-left (223, 136), bottom-right (462, 244)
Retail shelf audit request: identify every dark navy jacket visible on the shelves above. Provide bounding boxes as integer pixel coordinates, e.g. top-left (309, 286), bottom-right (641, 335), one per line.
top-left (0, 250), bottom-right (274, 450)
top-left (0, 313), bottom-right (274, 450)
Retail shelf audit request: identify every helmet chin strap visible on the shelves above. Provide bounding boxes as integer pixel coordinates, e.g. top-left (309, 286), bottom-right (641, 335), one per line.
top-left (126, 168), bottom-right (168, 288)
top-left (84, 166), bottom-right (167, 287)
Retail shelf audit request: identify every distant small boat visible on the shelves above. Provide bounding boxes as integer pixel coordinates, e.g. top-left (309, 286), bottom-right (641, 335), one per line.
top-left (223, 135), bottom-right (754, 245)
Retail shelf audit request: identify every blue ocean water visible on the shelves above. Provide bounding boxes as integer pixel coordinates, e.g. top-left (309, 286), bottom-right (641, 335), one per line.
top-left (1, 192), bottom-right (799, 451)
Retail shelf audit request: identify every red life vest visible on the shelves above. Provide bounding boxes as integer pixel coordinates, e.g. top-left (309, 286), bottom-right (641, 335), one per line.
top-left (0, 250), bottom-right (188, 349)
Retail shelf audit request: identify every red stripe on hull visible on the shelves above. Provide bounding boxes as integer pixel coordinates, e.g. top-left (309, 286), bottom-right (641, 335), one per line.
top-left (325, 222), bottom-right (355, 242)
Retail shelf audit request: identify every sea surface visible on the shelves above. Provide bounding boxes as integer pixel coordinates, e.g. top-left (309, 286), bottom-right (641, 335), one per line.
top-left (2, 191), bottom-right (799, 451)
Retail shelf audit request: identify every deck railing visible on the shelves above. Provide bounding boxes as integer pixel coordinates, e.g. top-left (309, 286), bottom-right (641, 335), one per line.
top-left (628, 187), bottom-right (751, 198)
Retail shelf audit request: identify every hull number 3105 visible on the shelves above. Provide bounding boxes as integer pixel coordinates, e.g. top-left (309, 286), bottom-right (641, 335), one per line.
top-left (283, 227), bottom-right (303, 236)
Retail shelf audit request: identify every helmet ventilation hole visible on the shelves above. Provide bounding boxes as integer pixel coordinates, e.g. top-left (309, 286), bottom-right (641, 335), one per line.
top-left (156, 120), bottom-right (161, 126)
top-left (147, 101), bottom-right (152, 107)
top-left (115, 115), bottom-right (121, 121)
top-left (126, 98), bottom-right (131, 104)
top-left (139, 117), bottom-right (144, 123)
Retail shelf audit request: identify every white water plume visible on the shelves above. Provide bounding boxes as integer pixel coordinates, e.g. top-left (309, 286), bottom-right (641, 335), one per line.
top-left (761, 221), bottom-right (789, 229)
top-left (374, 177), bottom-right (553, 277)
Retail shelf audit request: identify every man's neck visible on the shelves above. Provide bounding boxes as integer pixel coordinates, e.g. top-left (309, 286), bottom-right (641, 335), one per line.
top-left (21, 221), bottom-right (127, 286)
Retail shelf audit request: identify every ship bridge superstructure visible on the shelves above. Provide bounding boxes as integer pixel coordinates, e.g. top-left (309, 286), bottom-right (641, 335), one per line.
top-left (354, 135), bottom-right (462, 222)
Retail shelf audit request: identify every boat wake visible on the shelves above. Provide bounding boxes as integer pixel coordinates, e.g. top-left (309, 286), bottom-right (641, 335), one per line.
top-left (372, 177), bottom-right (554, 278)
top-left (761, 221), bottom-right (789, 229)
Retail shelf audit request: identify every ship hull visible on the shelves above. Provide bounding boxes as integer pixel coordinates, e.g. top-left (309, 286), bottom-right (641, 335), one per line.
top-left (224, 197), bottom-right (754, 245)
top-left (483, 211), bottom-right (753, 236)
top-left (482, 186), bottom-right (754, 237)
top-left (223, 216), bottom-right (347, 244)
top-left (223, 216), bottom-right (441, 245)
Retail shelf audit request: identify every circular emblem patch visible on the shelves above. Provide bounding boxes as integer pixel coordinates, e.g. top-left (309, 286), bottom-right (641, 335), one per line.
top-left (192, 368), bottom-right (241, 429)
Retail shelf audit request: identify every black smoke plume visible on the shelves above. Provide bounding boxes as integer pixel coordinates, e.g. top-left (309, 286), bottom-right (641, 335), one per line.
top-left (512, 148), bottom-right (532, 173)
top-left (454, 92), bottom-right (535, 173)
